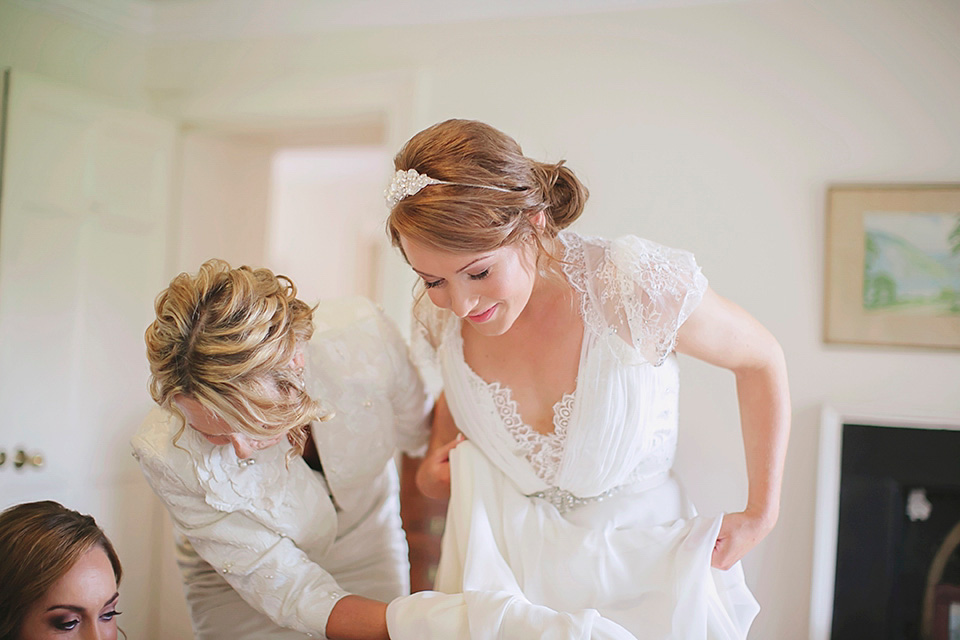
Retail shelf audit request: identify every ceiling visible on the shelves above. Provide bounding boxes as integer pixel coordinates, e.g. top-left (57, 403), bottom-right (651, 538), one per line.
top-left (24, 0), bottom-right (751, 40)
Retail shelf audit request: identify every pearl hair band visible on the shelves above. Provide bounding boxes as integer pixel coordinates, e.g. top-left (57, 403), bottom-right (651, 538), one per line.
top-left (384, 168), bottom-right (514, 208)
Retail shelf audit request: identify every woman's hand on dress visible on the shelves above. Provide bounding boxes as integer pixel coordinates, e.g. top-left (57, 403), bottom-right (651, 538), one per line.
top-left (711, 509), bottom-right (776, 570)
top-left (416, 392), bottom-right (464, 500)
top-left (415, 434), bottom-right (464, 500)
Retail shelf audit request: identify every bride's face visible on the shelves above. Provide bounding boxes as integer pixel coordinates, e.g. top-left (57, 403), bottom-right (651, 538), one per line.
top-left (18, 546), bottom-right (120, 640)
top-left (400, 235), bottom-right (539, 337)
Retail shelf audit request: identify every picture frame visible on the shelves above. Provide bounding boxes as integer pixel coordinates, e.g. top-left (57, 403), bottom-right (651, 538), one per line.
top-left (932, 584), bottom-right (960, 640)
top-left (824, 184), bottom-right (960, 349)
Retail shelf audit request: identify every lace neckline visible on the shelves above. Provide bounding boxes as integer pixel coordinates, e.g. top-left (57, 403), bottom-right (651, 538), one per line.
top-left (453, 285), bottom-right (586, 485)
top-left (459, 350), bottom-right (577, 485)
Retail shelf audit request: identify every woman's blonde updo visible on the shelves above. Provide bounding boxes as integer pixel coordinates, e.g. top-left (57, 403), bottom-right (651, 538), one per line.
top-left (145, 259), bottom-right (326, 457)
top-left (386, 119), bottom-right (589, 258)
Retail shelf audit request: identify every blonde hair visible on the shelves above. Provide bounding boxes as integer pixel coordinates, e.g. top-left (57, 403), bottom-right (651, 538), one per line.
top-left (386, 119), bottom-right (589, 268)
top-left (0, 501), bottom-right (123, 640)
top-left (146, 259), bottom-right (327, 458)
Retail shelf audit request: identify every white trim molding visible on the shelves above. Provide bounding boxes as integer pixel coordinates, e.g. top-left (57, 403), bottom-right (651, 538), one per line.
top-left (14, 0), bottom-right (154, 36)
top-left (19, 0), bottom-right (753, 41)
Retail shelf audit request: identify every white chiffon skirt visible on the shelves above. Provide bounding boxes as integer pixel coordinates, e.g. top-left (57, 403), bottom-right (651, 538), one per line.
top-left (388, 442), bottom-right (759, 639)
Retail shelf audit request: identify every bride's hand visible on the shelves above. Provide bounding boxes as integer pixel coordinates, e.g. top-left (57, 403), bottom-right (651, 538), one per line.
top-left (711, 509), bottom-right (776, 570)
top-left (415, 393), bottom-right (464, 500)
top-left (415, 434), bottom-right (464, 500)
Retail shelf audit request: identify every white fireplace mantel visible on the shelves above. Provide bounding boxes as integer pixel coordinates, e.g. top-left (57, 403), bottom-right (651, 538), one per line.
top-left (809, 405), bottom-right (960, 640)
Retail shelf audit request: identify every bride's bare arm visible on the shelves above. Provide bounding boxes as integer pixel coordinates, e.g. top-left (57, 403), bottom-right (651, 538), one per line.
top-left (675, 287), bottom-right (790, 570)
top-left (415, 393), bottom-right (464, 500)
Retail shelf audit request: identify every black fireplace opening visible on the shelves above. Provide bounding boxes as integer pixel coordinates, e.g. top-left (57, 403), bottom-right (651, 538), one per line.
top-left (831, 423), bottom-right (960, 640)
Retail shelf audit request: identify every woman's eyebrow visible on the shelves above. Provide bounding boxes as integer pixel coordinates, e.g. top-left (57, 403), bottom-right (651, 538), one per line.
top-left (46, 605), bottom-right (86, 613)
top-left (412, 267), bottom-right (438, 279)
top-left (455, 256), bottom-right (492, 274)
top-left (45, 592), bottom-right (118, 614)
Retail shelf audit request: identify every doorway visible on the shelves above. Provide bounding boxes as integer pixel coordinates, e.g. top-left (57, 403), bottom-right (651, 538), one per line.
top-left (156, 115), bottom-right (412, 637)
top-left (174, 114), bottom-right (392, 303)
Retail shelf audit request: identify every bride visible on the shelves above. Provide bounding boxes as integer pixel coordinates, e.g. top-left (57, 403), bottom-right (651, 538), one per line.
top-left (382, 119), bottom-right (790, 639)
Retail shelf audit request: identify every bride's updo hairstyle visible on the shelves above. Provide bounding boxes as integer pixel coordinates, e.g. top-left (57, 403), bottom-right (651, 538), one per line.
top-left (386, 119), bottom-right (589, 265)
top-left (146, 259), bottom-right (328, 458)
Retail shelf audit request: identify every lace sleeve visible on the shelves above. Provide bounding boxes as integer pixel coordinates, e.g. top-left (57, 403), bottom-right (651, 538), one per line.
top-left (409, 292), bottom-right (450, 398)
top-left (132, 436), bottom-right (345, 637)
top-left (602, 235), bottom-right (708, 366)
top-left (373, 304), bottom-right (432, 457)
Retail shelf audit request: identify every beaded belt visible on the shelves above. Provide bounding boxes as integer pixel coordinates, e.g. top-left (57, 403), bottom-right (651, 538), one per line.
top-left (525, 471), bottom-right (670, 514)
top-left (525, 485), bottom-right (626, 514)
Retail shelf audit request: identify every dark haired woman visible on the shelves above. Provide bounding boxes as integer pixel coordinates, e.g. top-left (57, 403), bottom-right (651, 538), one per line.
top-left (0, 500), bottom-right (124, 640)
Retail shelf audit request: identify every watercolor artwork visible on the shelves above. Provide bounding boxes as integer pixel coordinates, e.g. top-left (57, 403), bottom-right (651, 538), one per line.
top-left (862, 212), bottom-right (960, 316)
top-left (825, 185), bottom-right (960, 349)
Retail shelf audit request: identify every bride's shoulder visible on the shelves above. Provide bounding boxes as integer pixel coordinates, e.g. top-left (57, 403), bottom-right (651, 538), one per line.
top-left (559, 230), bottom-right (688, 283)
top-left (561, 231), bottom-right (708, 365)
top-left (591, 233), bottom-right (701, 284)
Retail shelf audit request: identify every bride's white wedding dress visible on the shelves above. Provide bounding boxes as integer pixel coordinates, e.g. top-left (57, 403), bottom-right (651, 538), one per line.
top-left (387, 231), bottom-right (760, 639)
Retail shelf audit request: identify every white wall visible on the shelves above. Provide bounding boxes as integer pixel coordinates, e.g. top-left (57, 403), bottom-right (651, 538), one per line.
top-left (146, 2), bottom-right (960, 637)
top-left (0, 9), bottom-right (190, 638)
top-left (0, 1), bottom-right (150, 107)
top-left (0, 57), bottom-right (181, 639)
top-left (176, 130), bottom-right (274, 271)
top-left (268, 146), bottom-right (391, 304)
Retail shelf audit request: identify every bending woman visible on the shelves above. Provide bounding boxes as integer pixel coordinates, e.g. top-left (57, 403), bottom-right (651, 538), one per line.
top-left (383, 119), bottom-right (790, 639)
top-left (131, 260), bottom-right (431, 640)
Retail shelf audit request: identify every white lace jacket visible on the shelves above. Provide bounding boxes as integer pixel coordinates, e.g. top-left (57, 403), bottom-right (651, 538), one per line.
top-left (132, 297), bottom-right (431, 636)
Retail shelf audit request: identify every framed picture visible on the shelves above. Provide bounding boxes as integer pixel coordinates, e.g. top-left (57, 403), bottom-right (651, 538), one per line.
top-left (932, 584), bottom-right (960, 640)
top-left (824, 184), bottom-right (960, 349)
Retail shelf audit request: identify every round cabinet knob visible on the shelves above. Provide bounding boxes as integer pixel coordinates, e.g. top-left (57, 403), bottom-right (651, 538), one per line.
top-left (13, 449), bottom-right (44, 470)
